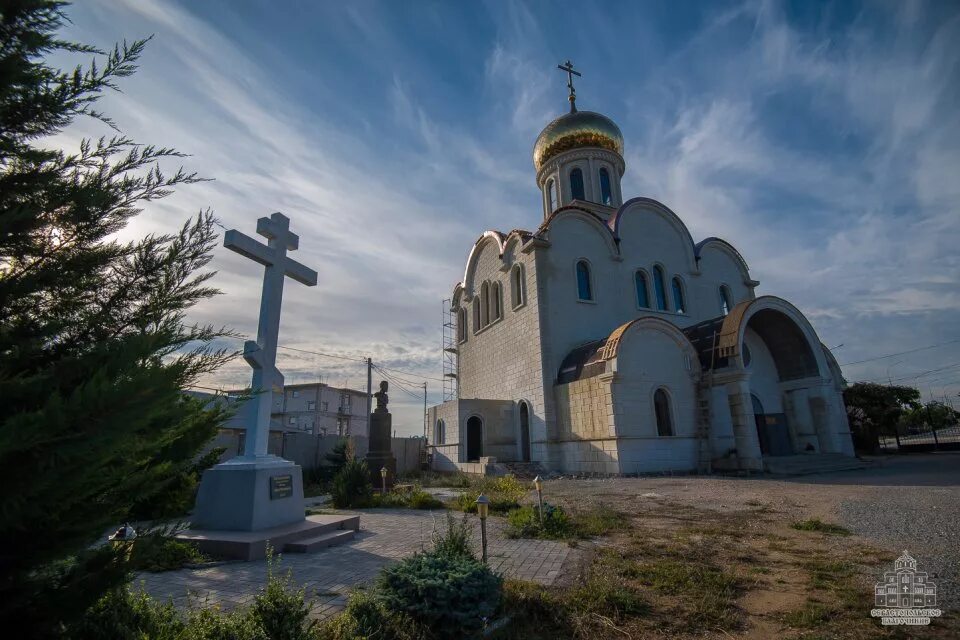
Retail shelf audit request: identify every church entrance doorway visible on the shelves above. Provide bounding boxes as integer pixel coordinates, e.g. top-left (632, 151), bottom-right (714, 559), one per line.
top-left (519, 402), bottom-right (531, 462)
top-left (752, 394), bottom-right (792, 456)
top-left (466, 416), bottom-right (483, 461)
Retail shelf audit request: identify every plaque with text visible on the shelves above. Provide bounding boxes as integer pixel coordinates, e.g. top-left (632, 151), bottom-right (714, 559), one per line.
top-left (270, 474), bottom-right (293, 499)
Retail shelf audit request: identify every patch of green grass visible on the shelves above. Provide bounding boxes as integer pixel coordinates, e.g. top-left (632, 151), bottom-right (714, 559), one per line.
top-left (782, 600), bottom-right (832, 628)
top-left (571, 504), bottom-right (630, 537)
top-left (626, 553), bottom-right (740, 631)
top-left (504, 504), bottom-right (630, 541)
top-left (791, 518), bottom-right (851, 536)
top-left (801, 559), bottom-right (855, 590)
top-left (366, 486), bottom-right (445, 510)
top-left (453, 475), bottom-right (528, 514)
top-left (570, 567), bottom-right (647, 620)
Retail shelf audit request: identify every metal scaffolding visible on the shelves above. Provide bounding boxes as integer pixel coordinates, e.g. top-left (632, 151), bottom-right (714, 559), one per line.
top-left (441, 298), bottom-right (458, 402)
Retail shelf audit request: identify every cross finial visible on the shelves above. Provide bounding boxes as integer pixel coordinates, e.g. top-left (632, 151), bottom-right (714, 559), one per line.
top-left (557, 60), bottom-right (581, 113)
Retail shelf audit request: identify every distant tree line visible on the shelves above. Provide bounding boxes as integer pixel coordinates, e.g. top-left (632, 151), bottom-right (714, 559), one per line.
top-left (843, 382), bottom-right (959, 452)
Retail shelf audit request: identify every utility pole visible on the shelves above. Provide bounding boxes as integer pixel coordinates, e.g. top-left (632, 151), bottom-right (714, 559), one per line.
top-left (366, 357), bottom-right (372, 438)
top-left (423, 382), bottom-right (428, 438)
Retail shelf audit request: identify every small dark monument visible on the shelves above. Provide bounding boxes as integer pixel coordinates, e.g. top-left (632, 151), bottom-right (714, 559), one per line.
top-left (366, 381), bottom-right (397, 489)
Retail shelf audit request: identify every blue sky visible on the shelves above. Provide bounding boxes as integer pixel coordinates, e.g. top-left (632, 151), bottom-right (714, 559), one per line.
top-left (56, 0), bottom-right (960, 434)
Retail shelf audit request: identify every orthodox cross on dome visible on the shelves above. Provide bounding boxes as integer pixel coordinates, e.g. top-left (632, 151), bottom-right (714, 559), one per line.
top-left (224, 212), bottom-right (317, 459)
top-left (557, 59), bottom-right (581, 113)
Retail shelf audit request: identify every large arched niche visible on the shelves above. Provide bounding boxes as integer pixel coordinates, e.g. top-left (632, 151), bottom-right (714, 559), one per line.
top-left (609, 198), bottom-right (698, 273)
top-left (544, 208), bottom-right (619, 259)
top-left (462, 231), bottom-right (505, 298)
top-left (721, 297), bottom-right (828, 383)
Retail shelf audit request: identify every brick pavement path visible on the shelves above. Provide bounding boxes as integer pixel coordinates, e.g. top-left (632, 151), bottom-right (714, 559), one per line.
top-left (139, 509), bottom-right (578, 620)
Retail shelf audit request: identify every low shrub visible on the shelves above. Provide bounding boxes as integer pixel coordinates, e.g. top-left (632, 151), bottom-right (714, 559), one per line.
top-left (75, 553), bottom-right (317, 640)
top-left (376, 551), bottom-right (502, 636)
top-left (318, 590), bottom-right (421, 640)
top-left (248, 560), bottom-right (315, 640)
top-left (368, 490), bottom-right (409, 508)
top-left (331, 459), bottom-right (373, 508)
top-left (432, 512), bottom-right (475, 560)
top-left (181, 607), bottom-right (266, 640)
top-left (407, 489), bottom-right (443, 510)
top-left (73, 588), bottom-right (184, 640)
top-left (131, 535), bottom-right (206, 572)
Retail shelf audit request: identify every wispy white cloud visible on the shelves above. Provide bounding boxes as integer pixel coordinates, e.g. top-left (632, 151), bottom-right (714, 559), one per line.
top-left (52, 0), bottom-right (960, 420)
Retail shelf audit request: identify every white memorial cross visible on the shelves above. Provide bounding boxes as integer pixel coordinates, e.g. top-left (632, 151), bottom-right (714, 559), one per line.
top-left (224, 212), bottom-right (317, 460)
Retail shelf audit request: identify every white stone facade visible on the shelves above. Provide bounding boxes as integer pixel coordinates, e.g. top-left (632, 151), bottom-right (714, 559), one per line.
top-left (427, 103), bottom-right (855, 475)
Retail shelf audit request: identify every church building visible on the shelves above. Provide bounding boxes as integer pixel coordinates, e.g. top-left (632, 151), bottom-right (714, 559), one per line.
top-left (426, 64), bottom-right (855, 475)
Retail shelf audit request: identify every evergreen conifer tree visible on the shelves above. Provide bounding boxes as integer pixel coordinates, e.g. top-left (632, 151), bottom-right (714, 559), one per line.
top-left (0, 1), bottom-right (235, 634)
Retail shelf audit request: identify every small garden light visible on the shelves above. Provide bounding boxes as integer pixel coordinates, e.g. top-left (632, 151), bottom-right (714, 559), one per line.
top-left (475, 493), bottom-right (490, 564)
top-left (533, 475), bottom-right (544, 525)
top-left (380, 466), bottom-right (388, 495)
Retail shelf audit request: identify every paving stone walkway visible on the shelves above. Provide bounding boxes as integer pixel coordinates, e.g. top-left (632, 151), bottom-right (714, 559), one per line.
top-left (139, 509), bottom-right (578, 620)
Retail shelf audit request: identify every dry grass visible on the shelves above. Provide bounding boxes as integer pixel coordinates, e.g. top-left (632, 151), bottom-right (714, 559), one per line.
top-left (491, 495), bottom-right (958, 639)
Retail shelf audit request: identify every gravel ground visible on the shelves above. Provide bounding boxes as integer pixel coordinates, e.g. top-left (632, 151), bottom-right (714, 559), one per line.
top-left (545, 452), bottom-right (960, 610)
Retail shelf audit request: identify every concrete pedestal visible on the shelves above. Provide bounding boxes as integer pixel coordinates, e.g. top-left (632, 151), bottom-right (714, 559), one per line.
top-left (366, 410), bottom-right (397, 488)
top-left (192, 455), bottom-right (305, 531)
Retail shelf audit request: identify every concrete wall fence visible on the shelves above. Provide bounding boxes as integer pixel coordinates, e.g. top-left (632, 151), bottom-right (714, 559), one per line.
top-left (207, 430), bottom-right (424, 475)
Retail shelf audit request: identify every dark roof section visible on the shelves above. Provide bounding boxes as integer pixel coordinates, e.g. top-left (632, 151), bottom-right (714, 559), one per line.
top-left (682, 316), bottom-right (729, 371)
top-left (556, 338), bottom-right (608, 385)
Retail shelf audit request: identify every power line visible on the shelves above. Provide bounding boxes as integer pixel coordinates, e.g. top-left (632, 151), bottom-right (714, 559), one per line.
top-left (218, 336), bottom-right (446, 384)
top-left (858, 362), bottom-right (960, 384)
top-left (373, 365), bottom-right (424, 402)
top-left (839, 338), bottom-right (960, 367)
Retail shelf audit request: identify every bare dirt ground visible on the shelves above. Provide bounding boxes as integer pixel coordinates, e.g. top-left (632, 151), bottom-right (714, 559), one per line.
top-left (541, 452), bottom-right (959, 639)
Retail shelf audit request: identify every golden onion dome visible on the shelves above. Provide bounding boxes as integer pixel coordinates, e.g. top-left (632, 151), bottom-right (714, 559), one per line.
top-left (533, 110), bottom-right (624, 172)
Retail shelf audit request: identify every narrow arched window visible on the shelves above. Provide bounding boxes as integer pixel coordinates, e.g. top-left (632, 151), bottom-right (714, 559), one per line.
top-left (492, 282), bottom-right (502, 320)
top-left (719, 285), bottom-right (733, 316)
top-left (576, 260), bottom-right (592, 301)
top-left (654, 388), bottom-right (673, 436)
top-left (653, 266), bottom-right (667, 310)
top-left (570, 168), bottom-right (585, 200)
top-left (672, 277), bottom-right (686, 314)
top-left (481, 281), bottom-right (490, 326)
top-left (472, 298), bottom-right (480, 333)
top-left (511, 264), bottom-right (525, 309)
top-left (635, 270), bottom-right (650, 308)
top-left (435, 419), bottom-right (445, 445)
top-left (546, 179), bottom-right (557, 213)
top-left (457, 308), bottom-right (467, 343)
top-left (599, 167), bottom-right (612, 205)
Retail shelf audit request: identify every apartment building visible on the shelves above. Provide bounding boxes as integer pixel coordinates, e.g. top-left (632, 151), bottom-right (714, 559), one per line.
top-left (269, 382), bottom-right (371, 438)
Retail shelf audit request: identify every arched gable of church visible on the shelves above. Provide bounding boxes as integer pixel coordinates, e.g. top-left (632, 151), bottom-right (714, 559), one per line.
top-left (695, 237), bottom-right (755, 287)
top-left (610, 198), bottom-right (698, 274)
top-left (605, 317), bottom-right (700, 439)
top-left (542, 207), bottom-right (619, 259)
top-left (462, 231), bottom-right (505, 298)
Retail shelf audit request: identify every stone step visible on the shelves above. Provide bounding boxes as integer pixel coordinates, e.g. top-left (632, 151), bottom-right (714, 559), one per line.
top-left (177, 514), bottom-right (360, 560)
top-left (284, 529), bottom-right (356, 553)
top-left (764, 455), bottom-right (873, 475)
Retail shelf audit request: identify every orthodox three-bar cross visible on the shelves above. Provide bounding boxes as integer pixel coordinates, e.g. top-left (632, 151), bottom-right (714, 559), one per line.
top-left (557, 59), bottom-right (581, 112)
top-left (224, 212), bottom-right (317, 459)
